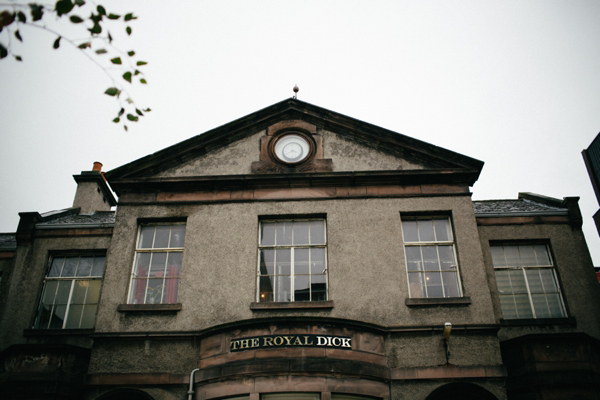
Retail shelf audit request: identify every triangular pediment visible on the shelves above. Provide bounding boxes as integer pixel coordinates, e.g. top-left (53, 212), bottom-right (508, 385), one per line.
top-left (105, 99), bottom-right (483, 194)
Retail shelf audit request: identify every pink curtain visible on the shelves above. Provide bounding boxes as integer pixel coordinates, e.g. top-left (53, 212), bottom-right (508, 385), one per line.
top-left (164, 266), bottom-right (179, 303)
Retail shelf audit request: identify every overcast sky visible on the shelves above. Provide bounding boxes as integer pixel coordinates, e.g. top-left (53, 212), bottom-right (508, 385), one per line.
top-left (1, 1), bottom-right (600, 263)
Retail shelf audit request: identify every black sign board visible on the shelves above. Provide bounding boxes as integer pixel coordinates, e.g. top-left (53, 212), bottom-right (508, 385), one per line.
top-left (230, 334), bottom-right (352, 352)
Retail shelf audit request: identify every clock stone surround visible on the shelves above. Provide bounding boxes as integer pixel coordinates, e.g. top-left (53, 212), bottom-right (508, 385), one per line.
top-left (251, 120), bottom-right (333, 173)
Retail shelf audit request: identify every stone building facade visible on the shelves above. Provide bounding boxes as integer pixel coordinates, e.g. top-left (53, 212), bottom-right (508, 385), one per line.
top-left (1, 99), bottom-right (599, 400)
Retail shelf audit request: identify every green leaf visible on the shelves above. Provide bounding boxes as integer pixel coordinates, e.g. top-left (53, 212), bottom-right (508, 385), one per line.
top-left (134, 69), bottom-right (140, 75)
top-left (55, 0), bottom-right (74, 17)
top-left (107, 31), bottom-right (112, 43)
top-left (53, 36), bottom-right (61, 49)
top-left (77, 42), bottom-right (91, 49)
top-left (89, 23), bottom-right (101, 34)
top-left (124, 13), bottom-right (137, 21)
top-left (123, 71), bottom-right (132, 83)
top-left (113, 117), bottom-right (120, 123)
top-left (126, 26), bottom-right (132, 35)
top-left (110, 57), bottom-right (122, 65)
top-left (95, 48), bottom-right (107, 54)
top-left (135, 108), bottom-right (143, 116)
top-left (107, 13), bottom-right (120, 20)
top-left (14, 30), bottom-right (22, 42)
top-left (90, 13), bottom-right (102, 23)
top-left (143, 108), bottom-right (151, 112)
top-left (136, 61), bottom-right (147, 66)
top-left (14, 55), bottom-right (22, 61)
top-left (127, 50), bottom-right (135, 56)
top-left (17, 11), bottom-right (26, 23)
top-left (125, 98), bottom-right (133, 104)
top-left (0, 43), bottom-right (8, 59)
top-left (118, 108), bottom-right (125, 116)
top-left (104, 87), bottom-right (120, 96)
top-left (69, 15), bottom-right (84, 23)
top-left (30, 4), bottom-right (44, 21)
top-left (124, 125), bottom-right (128, 131)
top-left (126, 113), bottom-right (139, 122)
top-left (74, 0), bottom-right (85, 6)
top-left (140, 78), bottom-right (147, 84)
top-left (97, 5), bottom-right (106, 15)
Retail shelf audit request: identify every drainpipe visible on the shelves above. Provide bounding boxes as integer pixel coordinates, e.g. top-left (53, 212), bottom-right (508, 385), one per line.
top-left (187, 368), bottom-right (200, 400)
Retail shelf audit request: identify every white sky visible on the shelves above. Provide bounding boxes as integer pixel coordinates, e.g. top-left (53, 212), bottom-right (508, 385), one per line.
top-left (1, 1), bottom-right (600, 263)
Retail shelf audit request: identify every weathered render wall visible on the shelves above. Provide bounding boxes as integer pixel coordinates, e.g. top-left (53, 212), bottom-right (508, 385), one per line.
top-left (477, 223), bottom-right (600, 341)
top-left (0, 234), bottom-right (112, 351)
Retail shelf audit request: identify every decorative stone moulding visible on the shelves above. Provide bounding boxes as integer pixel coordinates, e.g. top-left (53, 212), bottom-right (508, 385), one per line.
top-left (251, 120), bottom-right (333, 173)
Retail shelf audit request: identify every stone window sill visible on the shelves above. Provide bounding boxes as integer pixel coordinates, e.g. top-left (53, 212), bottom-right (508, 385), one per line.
top-left (117, 303), bottom-right (182, 313)
top-left (24, 328), bottom-right (94, 336)
top-left (406, 297), bottom-right (471, 307)
top-left (250, 300), bottom-right (334, 310)
top-left (500, 317), bottom-right (576, 326)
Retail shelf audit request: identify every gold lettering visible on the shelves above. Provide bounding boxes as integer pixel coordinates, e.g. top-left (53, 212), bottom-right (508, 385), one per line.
top-left (251, 338), bottom-right (260, 348)
top-left (283, 336), bottom-right (293, 345)
top-left (273, 336), bottom-right (284, 346)
top-left (332, 337), bottom-right (341, 347)
top-left (293, 336), bottom-right (303, 346)
top-left (239, 339), bottom-right (250, 349)
top-left (341, 338), bottom-right (351, 348)
top-left (263, 337), bottom-right (274, 346)
top-left (317, 336), bottom-right (327, 346)
top-left (230, 340), bottom-right (239, 351)
top-left (327, 337), bottom-right (333, 346)
top-left (304, 336), bottom-right (314, 345)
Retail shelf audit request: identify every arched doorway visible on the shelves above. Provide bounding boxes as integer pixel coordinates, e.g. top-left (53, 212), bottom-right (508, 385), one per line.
top-left (426, 382), bottom-right (498, 400)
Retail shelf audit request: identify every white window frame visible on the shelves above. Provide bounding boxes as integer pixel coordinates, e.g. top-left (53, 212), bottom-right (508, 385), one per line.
top-left (34, 254), bottom-right (105, 329)
top-left (491, 243), bottom-right (567, 319)
top-left (127, 222), bottom-right (186, 305)
top-left (401, 216), bottom-right (463, 298)
top-left (257, 218), bottom-right (328, 302)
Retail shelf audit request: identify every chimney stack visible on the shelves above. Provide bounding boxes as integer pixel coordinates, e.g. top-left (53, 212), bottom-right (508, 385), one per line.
top-left (72, 162), bottom-right (116, 214)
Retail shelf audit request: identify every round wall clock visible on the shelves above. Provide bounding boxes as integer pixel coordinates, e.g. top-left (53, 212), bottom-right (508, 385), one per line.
top-left (273, 134), bottom-right (311, 164)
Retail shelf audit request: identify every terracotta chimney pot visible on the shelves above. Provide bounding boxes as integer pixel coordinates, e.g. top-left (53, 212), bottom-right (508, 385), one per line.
top-left (92, 162), bottom-right (103, 172)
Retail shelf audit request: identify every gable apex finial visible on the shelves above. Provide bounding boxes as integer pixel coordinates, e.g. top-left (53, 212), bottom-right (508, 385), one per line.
top-left (293, 84), bottom-right (299, 99)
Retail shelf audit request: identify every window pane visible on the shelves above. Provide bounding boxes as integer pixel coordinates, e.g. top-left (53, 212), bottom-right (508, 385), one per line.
top-left (169, 224), bottom-right (186, 248)
top-left (405, 246), bottom-right (422, 271)
top-left (91, 256), bottom-right (106, 277)
top-left (418, 219), bottom-right (435, 242)
top-left (310, 220), bottom-right (325, 244)
top-left (293, 221), bottom-right (310, 245)
top-left (133, 253), bottom-right (151, 278)
top-left (531, 294), bottom-right (551, 318)
top-left (434, 218), bottom-right (451, 241)
top-left (276, 222), bottom-right (293, 245)
top-left (438, 246), bottom-right (456, 271)
top-left (62, 257), bottom-right (78, 277)
top-left (87, 280), bottom-right (101, 303)
top-left (425, 272), bottom-right (443, 297)
top-left (166, 253), bottom-right (183, 277)
top-left (526, 269), bottom-right (544, 293)
top-left (41, 280), bottom-right (59, 305)
top-left (275, 248), bottom-right (291, 275)
top-left (50, 304), bottom-right (67, 329)
top-left (514, 294), bottom-right (533, 318)
top-left (259, 276), bottom-right (274, 302)
top-left (311, 248), bottom-right (326, 274)
top-left (539, 269), bottom-right (558, 292)
top-left (422, 246), bottom-right (440, 271)
top-left (408, 272), bottom-right (425, 298)
top-left (504, 246), bottom-right (521, 267)
top-left (275, 275), bottom-right (291, 302)
top-left (80, 304), bottom-right (97, 329)
top-left (311, 275), bottom-right (327, 301)
top-left (139, 225), bottom-right (155, 248)
top-left (48, 257), bottom-right (65, 277)
top-left (294, 248), bottom-right (310, 274)
top-left (153, 226), bottom-right (170, 248)
top-left (55, 280), bottom-right (72, 304)
top-left (65, 304), bottom-right (83, 329)
top-left (294, 275), bottom-right (310, 301)
top-left (509, 270), bottom-right (528, 293)
top-left (70, 280), bottom-right (89, 304)
top-left (534, 244), bottom-right (551, 265)
top-left (76, 257), bottom-right (93, 276)
top-left (149, 252), bottom-right (167, 278)
top-left (260, 222), bottom-right (275, 246)
top-left (519, 245), bottom-right (536, 266)
top-left (129, 279), bottom-right (147, 304)
top-left (499, 296), bottom-right (518, 319)
top-left (442, 271), bottom-right (460, 297)
top-left (145, 278), bottom-right (164, 304)
top-left (546, 293), bottom-right (566, 317)
top-left (260, 249), bottom-right (275, 275)
top-left (495, 270), bottom-right (511, 294)
top-left (402, 220), bottom-right (419, 242)
top-left (490, 246), bottom-right (506, 267)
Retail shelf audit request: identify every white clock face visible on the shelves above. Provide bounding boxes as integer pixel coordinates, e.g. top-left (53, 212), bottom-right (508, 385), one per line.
top-left (274, 135), bottom-right (310, 163)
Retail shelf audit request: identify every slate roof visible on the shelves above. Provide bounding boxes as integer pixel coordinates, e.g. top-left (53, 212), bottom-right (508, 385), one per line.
top-left (473, 199), bottom-right (568, 214)
top-left (0, 233), bottom-right (17, 251)
top-left (36, 211), bottom-right (116, 228)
